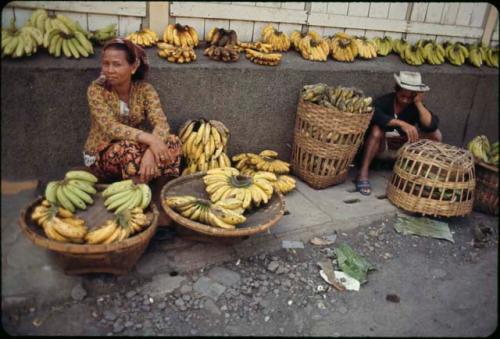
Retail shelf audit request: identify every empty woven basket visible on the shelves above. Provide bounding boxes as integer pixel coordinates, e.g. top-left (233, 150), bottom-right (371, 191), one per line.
top-left (387, 139), bottom-right (476, 217)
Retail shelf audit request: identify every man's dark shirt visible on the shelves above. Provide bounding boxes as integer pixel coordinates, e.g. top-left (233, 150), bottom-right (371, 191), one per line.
top-left (371, 93), bottom-right (439, 134)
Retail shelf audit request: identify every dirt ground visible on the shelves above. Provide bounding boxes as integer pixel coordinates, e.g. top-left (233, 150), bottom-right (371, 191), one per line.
top-left (2, 209), bottom-right (497, 336)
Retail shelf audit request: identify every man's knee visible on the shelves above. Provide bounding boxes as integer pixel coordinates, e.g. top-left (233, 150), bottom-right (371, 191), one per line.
top-left (368, 125), bottom-right (384, 141)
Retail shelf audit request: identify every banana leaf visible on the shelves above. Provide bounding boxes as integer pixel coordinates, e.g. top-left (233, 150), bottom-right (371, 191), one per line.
top-left (334, 243), bottom-right (375, 284)
top-left (394, 213), bottom-right (454, 243)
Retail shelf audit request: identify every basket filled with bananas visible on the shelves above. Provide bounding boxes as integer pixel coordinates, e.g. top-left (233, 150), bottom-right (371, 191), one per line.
top-left (161, 171), bottom-right (285, 237)
top-left (387, 140), bottom-right (476, 218)
top-left (291, 83), bottom-right (374, 189)
top-left (467, 135), bottom-right (498, 215)
top-left (18, 170), bottom-right (159, 275)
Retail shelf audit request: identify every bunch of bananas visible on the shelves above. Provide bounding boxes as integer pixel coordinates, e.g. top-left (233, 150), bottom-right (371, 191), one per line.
top-left (204, 45), bottom-right (239, 62)
top-left (179, 119), bottom-right (232, 175)
top-left (483, 46), bottom-right (499, 68)
top-left (166, 195), bottom-right (246, 230)
top-left (232, 151), bottom-right (296, 195)
top-left (237, 41), bottom-right (273, 53)
top-left (467, 44), bottom-right (484, 68)
top-left (39, 13), bottom-right (94, 59)
top-left (354, 36), bottom-right (377, 59)
top-left (31, 200), bottom-right (88, 243)
top-left (290, 30), bottom-right (321, 51)
top-left (164, 23), bottom-right (199, 48)
top-left (261, 24), bottom-right (291, 52)
top-left (328, 32), bottom-right (358, 62)
top-left (85, 208), bottom-right (151, 244)
top-left (392, 38), bottom-right (409, 56)
top-left (444, 42), bottom-right (469, 66)
top-left (400, 45), bottom-right (425, 66)
top-left (126, 28), bottom-right (159, 47)
top-left (301, 83), bottom-right (373, 114)
top-left (203, 167), bottom-right (275, 209)
top-left (245, 48), bottom-right (282, 66)
top-left (206, 27), bottom-right (238, 47)
top-left (31, 9), bottom-right (89, 38)
top-left (373, 36), bottom-right (393, 56)
top-left (467, 135), bottom-right (499, 166)
top-left (422, 41), bottom-right (446, 65)
top-left (2, 18), bottom-right (43, 58)
top-left (45, 170), bottom-right (98, 213)
top-left (157, 42), bottom-right (196, 63)
top-left (102, 179), bottom-right (152, 214)
top-left (247, 150), bottom-right (290, 174)
top-left (89, 24), bottom-right (117, 45)
top-left (298, 35), bottom-right (329, 62)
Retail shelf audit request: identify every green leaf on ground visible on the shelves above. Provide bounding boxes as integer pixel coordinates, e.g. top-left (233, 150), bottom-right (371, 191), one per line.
top-left (394, 213), bottom-right (454, 243)
top-left (334, 243), bottom-right (375, 284)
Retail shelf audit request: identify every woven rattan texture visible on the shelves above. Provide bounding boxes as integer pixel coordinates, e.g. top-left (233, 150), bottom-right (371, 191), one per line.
top-left (291, 98), bottom-right (372, 189)
top-left (473, 160), bottom-right (498, 215)
top-left (387, 139), bottom-right (476, 217)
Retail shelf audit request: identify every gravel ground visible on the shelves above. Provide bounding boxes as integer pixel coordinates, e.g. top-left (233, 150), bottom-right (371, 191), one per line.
top-left (2, 212), bottom-right (497, 336)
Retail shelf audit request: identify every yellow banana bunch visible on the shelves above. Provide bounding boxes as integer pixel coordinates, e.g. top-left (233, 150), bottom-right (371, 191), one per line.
top-left (392, 38), bottom-right (409, 56)
top-left (237, 41), bottom-right (273, 53)
top-left (202, 167), bottom-right (275, 209)
top-left (273, 175), bottom-right (296, 195)
top-left (373, 36), bottom-right (393, 56)
top-left (247, 152), bottom-right (290, 174)
top-left (84, 219), bottom-right (123, 244)
top-left (354, 36), bottom-right (377, 59)
top-left (400, 44), bottom-right (425, 66)
top-left (165, 195), bottom-right (246, 230)
top-left (164, 23), bottom-right (200, 48)
top-left (298, 35), bottom-right (329, 62)
top-left (102, 180), bottom-right (152, 214)
top-left (444, 42), bottom-right (468, 66)
top-left (157, 42), bottom-right (196, 63)
top-left (290, 30), bottom-right (321, 51)
top-left (245, 48), bottom-right (282, 66)
top-left (467, 44), bottom-right (483, 68)
top-left (2, 18), bottom-right (44, 58)
top-left (328, 32), bottom-right (358, 62)
top-left (204, 45), bottom-right (240, 62)
top-left (423, 41), bottom-right (446, 65)
top-left (179, 119), bottom-right (232, 175)
top-left (126, 28), bottom-right (159, 47)
top-left (89, 23), bottom-right (117, 45)
top-left (115, 207), bottom-right (152, 239)
top-left (44, 170), bottom-right (98, 213)
top-left (261, 24), bottom-right (290, 52)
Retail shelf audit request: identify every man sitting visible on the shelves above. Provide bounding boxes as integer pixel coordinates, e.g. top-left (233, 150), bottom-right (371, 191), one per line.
top-left (356, 71), bottom-right (442, 195)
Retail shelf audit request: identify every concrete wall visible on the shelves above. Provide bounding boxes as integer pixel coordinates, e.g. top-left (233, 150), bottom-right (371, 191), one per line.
top-left (1, 48), bottom-right (498, 182)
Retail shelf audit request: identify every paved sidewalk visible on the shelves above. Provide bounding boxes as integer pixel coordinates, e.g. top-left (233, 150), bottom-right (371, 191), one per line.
top-left (2, 169), bottom-right (398, 309)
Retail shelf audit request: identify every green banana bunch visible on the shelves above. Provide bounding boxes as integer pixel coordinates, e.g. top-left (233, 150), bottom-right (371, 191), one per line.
top-left (423, 42), bottom-right (446, 65)
top-left (400, 45), bottom-right (425, 66)
top-left (373, 36), bottom-right (392, 56)
top-left (300, 83), bottom-right (329, 103)
top-left (467, 135), bottom-right (491, 163)
top-left (2, 18), bottom-right (43, 58)
top-left (467, 44), bottom-right (483, 68)
top-left (301, 83), bottom-right (372, 114)
top-left (102, 180), bottom-right (152, 214)
top-left (89, 24), bottom-right (117, 45)
top-left (44, 170), bottom-right (99, 213)
top-left (392, 38), bottom-right (409, 56)
top-left (445, 42), bottom-right (468, 66)
top-left (483, 47), bottom-right (499, 68)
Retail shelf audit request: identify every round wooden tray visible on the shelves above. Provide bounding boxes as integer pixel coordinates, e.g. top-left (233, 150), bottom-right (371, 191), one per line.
top-left (160, 172), bottom-right (285, 237)
top-left (18, 184), bottom-right (159, 275)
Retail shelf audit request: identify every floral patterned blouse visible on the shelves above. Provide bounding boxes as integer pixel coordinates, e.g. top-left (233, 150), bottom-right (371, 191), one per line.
top-left (83, 80), bottom-right (171, 165)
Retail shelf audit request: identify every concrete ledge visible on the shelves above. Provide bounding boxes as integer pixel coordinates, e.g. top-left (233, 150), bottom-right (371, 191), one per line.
top-left (1, 47), bottom-right (498, 181)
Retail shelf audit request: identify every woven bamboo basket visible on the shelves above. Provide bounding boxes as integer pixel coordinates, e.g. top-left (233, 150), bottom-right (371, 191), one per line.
top-left (161, 172), bottom-right (285, 237)
top-left (387, 139), bottom-right (476, 217)
top-left (291, 98), bottom-right (373, 189)
top-left (18, 185), bottom-right (159, 275)
top-left (473, 159), bottom-right (498, 215)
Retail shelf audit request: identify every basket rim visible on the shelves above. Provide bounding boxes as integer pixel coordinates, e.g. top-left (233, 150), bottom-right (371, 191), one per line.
top-left (160, 172), bottom-right (285, 237)
top-left (18, 196), bottom-right (159, 254)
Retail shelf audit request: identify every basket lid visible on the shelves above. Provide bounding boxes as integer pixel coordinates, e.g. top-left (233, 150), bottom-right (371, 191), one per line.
top-left (399, 139), bottom-right (474, 169)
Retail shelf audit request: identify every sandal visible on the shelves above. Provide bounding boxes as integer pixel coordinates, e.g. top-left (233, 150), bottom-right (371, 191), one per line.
top-left (355, 179), bottom-right (372, 196)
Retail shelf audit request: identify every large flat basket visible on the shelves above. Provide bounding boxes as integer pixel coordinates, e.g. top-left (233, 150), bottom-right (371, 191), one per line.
top-left (161, 172), bottom-right (285, 237)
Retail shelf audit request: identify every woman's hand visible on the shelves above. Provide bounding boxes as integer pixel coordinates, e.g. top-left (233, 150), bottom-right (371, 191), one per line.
top-left (137, 132), bottom-right (171, 164)
top-left (139, 148), bottom-right (160, 183)
top-left (399, 121), bottom-right (419, 142)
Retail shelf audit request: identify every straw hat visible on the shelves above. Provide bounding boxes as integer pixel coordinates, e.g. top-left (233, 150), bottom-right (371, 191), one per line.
top-left (394, 71), bottom-right (430, 92)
